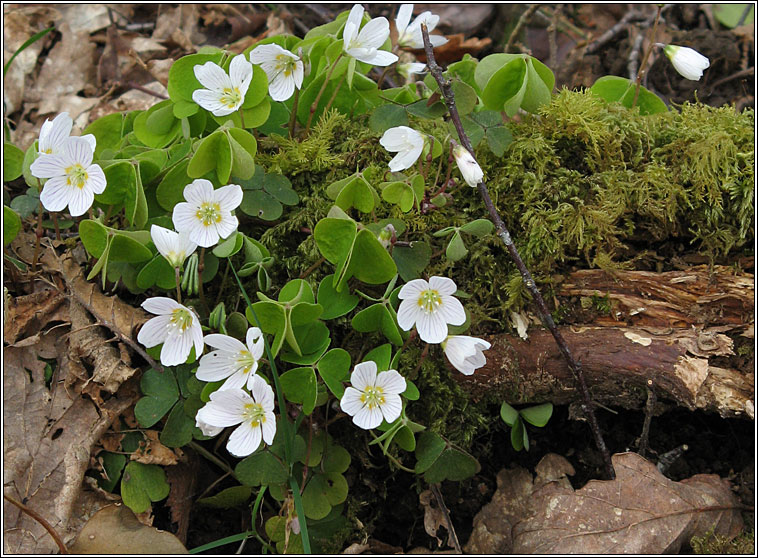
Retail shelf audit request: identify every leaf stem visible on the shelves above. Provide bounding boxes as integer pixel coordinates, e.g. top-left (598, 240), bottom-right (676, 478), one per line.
top-left (420, 23), bottom-right (615, 480)
top-left (306, 53), bottom-right (343, 133)
top-left (632, 5), bottom-right (662, 110)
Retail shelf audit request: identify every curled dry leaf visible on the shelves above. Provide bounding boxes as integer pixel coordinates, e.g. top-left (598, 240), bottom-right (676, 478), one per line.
top-left (131, 430), bottom-right (183, 466)
top-left (512, 452), bottom-right (744, 554)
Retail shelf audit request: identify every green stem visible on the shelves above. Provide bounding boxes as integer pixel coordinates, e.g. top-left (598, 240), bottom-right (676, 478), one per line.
top-left (229, 260), bottom-right (311, 553)
top-left (321, 74), bottom-right (345, 118)
top-left (175, 266), bottom-right (182, 304)
top-left (188, 441), bottom-right (234, 476)
top-left (305, 53), bottom-right (343, 133)
top-left (197, 247), bottom-right (208, 312)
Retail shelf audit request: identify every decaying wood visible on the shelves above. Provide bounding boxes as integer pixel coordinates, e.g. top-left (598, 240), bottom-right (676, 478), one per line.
top-left (456, 266), bottom-right (754, 419)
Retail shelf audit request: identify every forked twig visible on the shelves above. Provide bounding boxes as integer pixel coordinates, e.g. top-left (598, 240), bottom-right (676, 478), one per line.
top-left (420, 24), bottom-right (615, 480)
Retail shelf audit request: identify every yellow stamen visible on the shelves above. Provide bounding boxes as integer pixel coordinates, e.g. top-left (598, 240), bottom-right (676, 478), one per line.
top-left (417, 289), bottom-right (442, 313)
top-left (359, 385), bottom-right (386, 410)
top-left (242, 402), bottom-right (266, 427)
top-left (195, 202), bottom-right (223, 227)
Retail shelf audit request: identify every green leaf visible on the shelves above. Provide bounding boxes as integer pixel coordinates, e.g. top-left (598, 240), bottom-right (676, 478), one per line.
top-left (96, 451), bottom-right (126, 493)
top-left (713, 4), bottom-right (754, 27)
top-left (394, 426), bottom-right (416, 451)
top-left (351, 303), bottom-right (404, 346)
top-left (121, 462), bottom-right (170, 514)
top-left (4, 142), bottom-right (24, 181)
top-left (590, 76), bottom-right (668, 116)
top-left (79, 219), bottom-right (109, 258)
top-left (381, 181), bottom-right (416, 213)
top-left (414, 431), bottom-right (446, 474)
top-left (369, 104), bottom-right (408, 133)
top-left (510, 416), bottom-right (525, 451)
top-left (485, 125), bottom-right (513, 157)
top-left (317, 348), bottom-right (351, 399)
top-left (327, 174), bottom-right (378, 214)
top-left (240, 190), bottom-right (283, 221)
top-left (263, 173), bottom-right (298, 205)
top-left (520, 402), bottom-right (553, 427)
top-left (212, 231), bottom-right (244, 258)
top-left (423, 445), bottom-right (480, 482)
top-left (280, 366), bottom-right (318, 414)
top-left (133, 100), bottom-right (180, 148)
top-left (197, 485), bottom-right (254, 509)
top-left (480, 56), bottom-right (527, 115)
top-left (349, 229), bottom-right (397, 285)
top-left (362, 344), bottom-right (392, 373)
top-left (403, 379), bottom-right (420, 401)
top-left (4, 26), bottom-right (53, 77)
top-left (446, 231), bottom-right (468, 261)
top-left (136, 255), bottom-right (177, 290)
top-left (187, 131), bottom-right (222, 179)
top-left (97, 161), bottom-right (135, 206)
top-left (134, 368), bottom-right (179, 428)
top-left (110, 233), bottom-right (152, 263)
top-left (500, 401), bottom-right (519, 426)
top-left (405, 98), bottom-right (447, 119)
top-left (156, 159), bottom-right (191, 211)
top-left (226, 127), bottom-right (257, 180)
top-left (317, 274), bottom-right (359, 319)
top-left (167, 52), bottom-right (224, 111)
top-left (521, 57), bottom-right (553, 113)
top-left (159, 401), bottom-right (195, 448)
top-left (451, 79), bottom-right (478, 115)
top-left (3, 206), bottom-right (22, 246)
top-left (459, 218), bottom-right (494, 237)
top-left (235, 450), bottom-right (289, 487)
top-left (322, 444), bottom-right (351, 473)
top-left (302, 472), bottom-right (348, 520)
top-left (392, 241), bottom-right (431, 281)
top-left (83, 113), bottom-right (128, 159)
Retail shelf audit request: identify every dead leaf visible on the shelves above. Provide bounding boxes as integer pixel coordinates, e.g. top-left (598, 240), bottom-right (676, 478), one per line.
top-left (152, 5), bottom-right (205, 51)
top-left (3, 288), bottom-right (68, 345)
top-left (512, 452), bottom-right (744, 553)
top-left (131, 431), bottom-right (182, 466)
top-left (165, 452), bottom-right (198, 544)
top-left (67, 504), bottom-right (187, 554)
top-left (419, 490), bottom-right (446, 547)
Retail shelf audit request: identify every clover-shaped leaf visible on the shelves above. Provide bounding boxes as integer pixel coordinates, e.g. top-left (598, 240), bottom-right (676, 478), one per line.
top-left (134, 368), bottom-right (179, 428)
top-left (121, 462), bottom-right (170, 514)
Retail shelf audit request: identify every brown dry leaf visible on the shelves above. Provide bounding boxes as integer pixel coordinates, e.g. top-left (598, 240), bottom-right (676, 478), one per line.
top-left (512, 452), bottom-right (744, 554)
top-left (410, 34), bottom-right (491, 65)
top-left (3, 332), bottom-right (134, 553)
top-left (67, 504), bottom-right (187, 554)
top-left (419, 490), bottom-right (446, 547)
top-left (3, 288), bottom-right (68, 345)
top-left (131, 430), bottom-right (182, 466)
top-left (165, 452), bottom-right (198, 544)
top-left (152, 5), bottom-right (205, 51)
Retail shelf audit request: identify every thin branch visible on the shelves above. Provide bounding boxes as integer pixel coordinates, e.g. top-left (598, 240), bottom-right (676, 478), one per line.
top-left (420, 24), bottom-right (615, 480)
top-left (585, 10), bottom-right (647, 55)
top-left (430, 483), bottom-right (462, 553)
top-left (504, 5), bottom-right (539, 54)
top-left (4, 495), bottom-right (68, 554)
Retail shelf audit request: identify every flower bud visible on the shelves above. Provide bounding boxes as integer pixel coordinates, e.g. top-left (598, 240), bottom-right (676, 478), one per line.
top-left (662, 44), bottom-right (710, 81)
top-left (452, 143), bottom-right (484, 187)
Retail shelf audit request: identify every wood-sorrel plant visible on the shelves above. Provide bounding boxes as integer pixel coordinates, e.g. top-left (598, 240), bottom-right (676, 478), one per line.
top-left (4, 3), bottom-right (725, 553)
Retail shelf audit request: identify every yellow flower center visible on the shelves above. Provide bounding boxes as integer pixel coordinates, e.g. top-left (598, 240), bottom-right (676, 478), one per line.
top-left (417, 289), bottom-right (442, 313)
top-left (359, 385), bottom-right (385, 410)
top-left (275, 54), bottom-right (297, 77)
top-left (65, 164), bottom-right (89, 189)
top-left (236, 349), bottom-right (256, 374)
top-left (169, 308), bottom-right (194, 332)
top-left (220, 87), bottom-right (242, 109)
top-left (242, 402), bottom-right (266, 427)
top-left (196, 202), bottom-right (223, 227)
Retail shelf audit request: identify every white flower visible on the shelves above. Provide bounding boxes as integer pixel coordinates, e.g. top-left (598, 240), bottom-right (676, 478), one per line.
top-left (396, 62), bottom-right (427, 81)
top-left (662, 44), bottom-right (710, 81)
top-left (397, 276), bottom-right (466, 344)
top-left (343, 4), bottom-right (399, 66)
top-left (340, 361), bottom-right (406, 430)
top-left (137, 297), bottom-right (204, 366)
top-left (172, 179), bottom-right (243, 248)
top-left (249, 43), bottom-right (304, 102)
top-left (29, 136), bottom-right (106, 217)
top-left (196, 415), bottom-right (223, 437)
top-left (150, 225), bottom-right (197, 268)
top-left (452, 143), bottom-right (484, 187)
top-left (196, 328), bottom-right (265, 391)
top-left (37, 112), bottom-right (96, 156)
top-left (442, 335), bottom-right (491, 375)
top-left (192, 54), bottom-right (253, 116)
top-left (380, 126), bottom-right (425, 172)
top-left (395, 4), bottom-right (448, 49)
top-left (195, 377), bottom-right (276, 457)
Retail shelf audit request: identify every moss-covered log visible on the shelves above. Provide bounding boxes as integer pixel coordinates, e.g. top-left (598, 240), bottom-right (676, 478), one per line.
top-left (455, 265), bottom-right (754, 419)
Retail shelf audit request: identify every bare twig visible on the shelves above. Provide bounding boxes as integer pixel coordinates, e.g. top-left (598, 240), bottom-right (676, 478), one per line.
top-left (585, 10), bottom-right (647, 55)
top-left (430, 483), bottom-right (462, 553)
top-left (504, 5), bottom-right (539, 54)
top-left (637, 379), bottom-right (657, 458)
top-left (420, 24), bottom-right (615, 480)
top-left (632, 5), bottom-right (662, 109)
top-left (4, 495), bottom-right (68, 554)
top-left (627, 30), bottom-right (645, 82)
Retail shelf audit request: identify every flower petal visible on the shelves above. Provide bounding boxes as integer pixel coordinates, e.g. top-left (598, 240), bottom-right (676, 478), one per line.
top-left (376, 370), bottom-right (407, 395)
top-left (192, 90), bottom-right (230, 115)
top-left (227, 421), bottom-right (262, 457)
top-left (194, 61), bottom-right (232, 92)
top-left (428, 276), bottom-right (457, 296)
top-left (350, 361), bottom-right (378, 390)
top-left (380, 393), bottom-right (402, 423)
top-left (30, 154), bottom-right (65, 179)
top-left (353, 404), bottom-right (383, 430)
top-left (395, 4), bottom-right (413, 35)
top-left (39, 177), bottom-right (72, 212)
top-left (86, 164), bottom-right (107, 194)
top-left (191, 223), bottom-right (219, 248)
top-left (438, 295), bottom-right (466, 326)
top-left (137, 315), bottom-right (171, 347)
top-left (161, 328), bottom-right (192, 366)
top-left (269, 72), bottom-right (295, 102)
top-left (261, 412), bottom-right (276, 445)
top-left (396, 298), bottom-right (420, 332)
top-left (415, 310), bottom-right (448, 344)
top-left (38, 112), bottom-right (72, 154)
top-left (398, 278), bottom-right (430, 300)
top-left (172, 203), bottom-right (199, 234)
top-left (214, 214), bottom-right (239, 242)
top-left (357, 17), bottom-right (391, 50)
top-left (142, 296), bottom-right (181, 315)
top-left (62, 136), bottom-right (93, 167)
top-left (340, 387), bottom-right (365, 416)
top-left (204, 333), bottom-right (247, 353)
top-left (214, 183), bottom-right (243, 212)
top-left (184, 179), bottom-right (215, 205)
top-left (67, 185), bottom-right (94, 217)
top-left (228, 54), bottom-right (253, 91)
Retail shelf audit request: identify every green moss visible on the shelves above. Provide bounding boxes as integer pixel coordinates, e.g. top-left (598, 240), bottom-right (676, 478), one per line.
top-left (691, 528), bottom-right (754, 554)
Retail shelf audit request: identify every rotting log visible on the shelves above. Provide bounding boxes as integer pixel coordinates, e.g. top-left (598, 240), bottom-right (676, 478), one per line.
top-left (456, 265), bottom-right (754, 419)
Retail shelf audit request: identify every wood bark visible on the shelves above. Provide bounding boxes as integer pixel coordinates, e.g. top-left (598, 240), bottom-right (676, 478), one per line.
top-left (456, 265), bottom-right (754, 419)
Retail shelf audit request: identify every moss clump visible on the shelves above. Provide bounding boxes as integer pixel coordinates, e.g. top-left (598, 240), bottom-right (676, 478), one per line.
top-left (691, 529), bottom-right (754, 554)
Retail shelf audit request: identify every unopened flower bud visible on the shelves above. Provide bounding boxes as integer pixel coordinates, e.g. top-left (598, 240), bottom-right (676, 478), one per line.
top-left (660, 44), bottom-right (710, 81)
top-left (451, 142), bottom-right (484, 187)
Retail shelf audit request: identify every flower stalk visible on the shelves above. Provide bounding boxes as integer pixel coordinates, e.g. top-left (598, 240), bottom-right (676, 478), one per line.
top-left (420, 23), bottom-right (615, 479)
